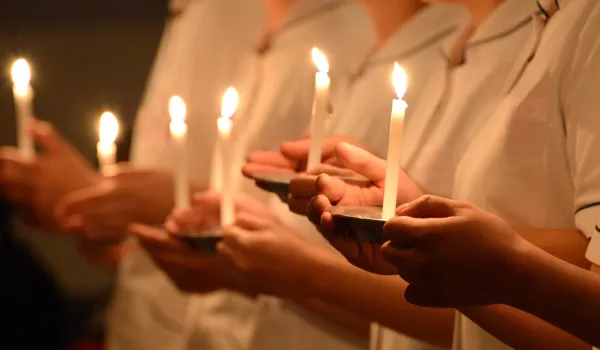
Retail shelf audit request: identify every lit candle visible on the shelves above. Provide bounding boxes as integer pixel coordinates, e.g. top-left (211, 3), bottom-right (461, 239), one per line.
top-left (11, 58), bottom-right (35, 159)
top-left (169, 96), bottom-right (190, 209)
top-left (382, 63), bottom-right (408, 220)
top-left (306, 48), bottom-right (330, 171)
top-left (218, 87), bottom-right (238, 227)
top-left (97, 111), bottom-right (119, 175)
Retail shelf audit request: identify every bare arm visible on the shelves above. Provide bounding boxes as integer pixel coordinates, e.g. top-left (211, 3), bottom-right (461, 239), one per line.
top-left (295, 297), bottom-right (371, 339)
top-left (306, 249), bottom-right (455, 347)
top-left (460, 228), bottom-right (592, 350)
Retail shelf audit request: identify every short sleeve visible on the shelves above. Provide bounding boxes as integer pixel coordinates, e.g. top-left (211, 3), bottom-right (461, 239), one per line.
top-left (561, 2), bottom-right (600, 240)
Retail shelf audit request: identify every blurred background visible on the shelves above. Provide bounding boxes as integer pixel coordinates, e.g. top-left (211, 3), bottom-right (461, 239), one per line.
top-left (1, 0), bottom-right (167, 347)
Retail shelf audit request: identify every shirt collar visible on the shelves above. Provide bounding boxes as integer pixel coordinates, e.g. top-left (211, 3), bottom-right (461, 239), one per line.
top-left (468, 0), bottom-right (538, 44)
top-left (367, 4), bottom-right (466, 67)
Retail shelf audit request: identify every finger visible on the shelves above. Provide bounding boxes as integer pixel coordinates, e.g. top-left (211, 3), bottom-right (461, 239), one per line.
top-left (395, 195), bottom-right (456, 219)
top-left (380, 241), bottom-right (423, 284)
top-left (242, 163), bottom-right (295, 178)
top-left (288, 197), bottom-right (312, 216)
top-left (334, 142), bottom-right (387, 183)
top-left (221, 225), bottom-right (253, 250)
top-left (315, 174), bottom-right (346, 203)
top-left (289, 174), bottom-right (319, 198)
top-left (305, 163), bottom-right (351, 177)
top-left (382, 216), bottom-right (428, 245)
top-left (280, 138), bottom-right (312, 161)
top-left (234, 212), bottom-right (271, 231)
top-left (56, 184), bottom-right (108, 221)
top-left (307, 195), bottom-right (332, 227)
top-left (28, 120), bottom-right (70, 155)
top-left (404, 284), bottom-right (450, 308)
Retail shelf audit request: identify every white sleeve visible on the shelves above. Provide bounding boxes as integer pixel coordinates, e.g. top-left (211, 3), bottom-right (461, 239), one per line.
top-left (562, 3), bottom-right (600, 245)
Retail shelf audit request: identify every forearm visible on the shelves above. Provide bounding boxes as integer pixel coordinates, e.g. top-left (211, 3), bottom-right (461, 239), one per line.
top-left (307, 250), bottom-right (454, 347)
top-left (458, 228), bottom-right (593, 350)
top-left (295, 297), bottom-right (370, 338)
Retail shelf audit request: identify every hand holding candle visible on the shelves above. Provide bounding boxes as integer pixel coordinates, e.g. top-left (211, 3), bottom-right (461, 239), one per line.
top-left (306, 48), bottom-right (331, 171)
top-left (97, 111), bottom-right (119, 175)
top-left (169, 96), bottom-right (189, 210)
top-left (382, 63), bottom-right (408, 220)
top-left (11, 58), bottom-right (35, 159)
top-left (217, 88), bottom-right (238, 227)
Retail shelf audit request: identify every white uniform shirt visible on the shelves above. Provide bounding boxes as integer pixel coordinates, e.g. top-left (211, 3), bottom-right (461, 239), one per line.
top-left (450, 1), bottom-right (600, 349)
top-left (262, 5), bottom-right (465, 350)
top-left (401, 0), bottom-right (600, 349)
top-left (184, 1), bottom-right (375, 350)
top-left (107, 1), bottom-right (262, 350)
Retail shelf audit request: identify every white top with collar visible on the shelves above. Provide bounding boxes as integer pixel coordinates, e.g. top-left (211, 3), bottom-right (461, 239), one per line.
top-left (107, 1), bottom-right (262, 350)
top-left (185, 2), bottom-right (375, 350)
top-left (262, 4), bottom-right (465, 350)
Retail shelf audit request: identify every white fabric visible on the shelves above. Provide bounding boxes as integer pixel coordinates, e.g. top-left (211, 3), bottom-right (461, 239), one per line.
top-left (393, 1), bottom-right (537, 350)
top-left (453, 2), bottom-right (600, 348)
top-left (107, 1), bottom-right (263, 350)
top-left (185, 2), bottom-right (375, 350)
top-left (264, 4), bottom-right (464, 350)
top-left (396, 0), bottom-right (600, 349)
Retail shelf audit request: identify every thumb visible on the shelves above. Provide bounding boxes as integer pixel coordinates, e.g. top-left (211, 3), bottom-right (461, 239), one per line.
top-left (396, 195), bottom-right (456, 219)
top-left (28, 120), bottom-right (68, 155)
top-left (334, 142), bottom-right (387, 183)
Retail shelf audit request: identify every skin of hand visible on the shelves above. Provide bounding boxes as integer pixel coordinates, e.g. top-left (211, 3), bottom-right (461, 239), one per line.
top-left (77, 236), bottom-right (136, 268)
top-left (241, 134), bottom-right (374, 178)
top-left (55, 165), bottom-right (178, 241)
top-left (289, 142), bottom-right (422, 275)
top-left (217, 193), bottom-right (338, 299)
top-left (131, 222), bottom-right (249, 295)
top-left (380, 195), bottom-right (531, 308)
top-left (0, 120), bottom-right (99, 229)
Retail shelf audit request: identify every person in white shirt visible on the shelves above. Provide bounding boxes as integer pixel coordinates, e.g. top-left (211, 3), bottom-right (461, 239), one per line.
top-left (55, 1), bottom-right (262, 350)
top-left (289, 0), bottom-right (600, 349)
top-left (147, 1), bottom-right (465, 350)
top-left (128, 1), bottom-right (375, 350)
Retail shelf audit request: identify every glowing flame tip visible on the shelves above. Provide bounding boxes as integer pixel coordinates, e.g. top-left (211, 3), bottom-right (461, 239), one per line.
top-left (169, 96), bottom-right (187, 122)
top-left (221, 87), bottom-right (239, 119)
top-left (392, 63), bottom-right (408, 100)
top-left (311, 48), bottom-right (329, 73)
top-left (11, 58), bottom-right (31, 89)
top-left (99, 111), bottom-right (119, 144)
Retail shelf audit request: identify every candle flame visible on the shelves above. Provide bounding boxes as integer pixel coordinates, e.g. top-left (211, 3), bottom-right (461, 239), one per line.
top-left (169, 96), bottom-right (187, 123)
top-left (11, 58), bottom-right (31, 89)
top-left (99, 111), bottom-right (119, 145)
top-left (392, 63), bottom-right (408, 100)
top-left (311, 48), bottom-right (329, 74)
top-left (221, 87), bottom-right (239, 119)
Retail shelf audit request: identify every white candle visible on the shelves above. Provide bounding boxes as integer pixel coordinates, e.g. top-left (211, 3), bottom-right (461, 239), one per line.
top-left (11, 58), bottom-right (35, 159)
top-left (306, 48), bottom-right (331, 171)
top-left (169, 96), bottom-right (190, 209)
top-left (382, 63), bottom-right (408, 220)
top-left (218, 87), bottom-right (238, 227)
top-left (97, 111), bottom-right (119, 175)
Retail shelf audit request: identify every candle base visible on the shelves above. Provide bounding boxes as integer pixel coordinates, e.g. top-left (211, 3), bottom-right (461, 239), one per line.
top-left (329, 206), bottom-right (387, 244)
top-left (174, 230), bottom-right (222, 254)
top-left (251, 172), bottom-right (295, 203)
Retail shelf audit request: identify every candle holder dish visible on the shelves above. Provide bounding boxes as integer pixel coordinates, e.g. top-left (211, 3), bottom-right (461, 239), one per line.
top-left (174, 230), bottom-right (222, 254)
top-left (329, 206), bottom-right (387, 244)
top-left (251, 172), bottom-right (296, 203)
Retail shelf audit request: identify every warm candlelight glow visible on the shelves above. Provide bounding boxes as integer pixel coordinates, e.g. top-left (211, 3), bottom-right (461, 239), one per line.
top-left (99, 111), bottom-right (119, 146)
top-left (169, 95), bottom-right (187, 137)
top-left (311, 48), bottom-right (329, 74)
top-left (221, 87), bottom-right (239, 119)
top-left (11, 58), bottom-right (31, 92)
top-left (392, 63), bottom-right (408, 100)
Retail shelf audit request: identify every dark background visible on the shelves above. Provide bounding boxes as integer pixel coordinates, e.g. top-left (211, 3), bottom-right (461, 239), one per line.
top-left (1, 0), bottom-right (169, 344)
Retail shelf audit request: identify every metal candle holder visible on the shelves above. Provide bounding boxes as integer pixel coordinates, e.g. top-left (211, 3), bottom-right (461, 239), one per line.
top-left (329, 206), bottom-right (386, 244)
top-left (251, 172), bottom-right (296, 203)
top-left (173, 230), bottom-right (222, 254)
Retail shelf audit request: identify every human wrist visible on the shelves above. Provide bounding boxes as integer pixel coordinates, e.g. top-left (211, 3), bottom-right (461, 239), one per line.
top-left (300, 247), bottom-right (349, 298)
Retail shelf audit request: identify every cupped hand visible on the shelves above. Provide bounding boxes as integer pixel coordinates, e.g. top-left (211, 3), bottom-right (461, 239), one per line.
top-left (288, 142), bottom-right (422, 275)
top-left (380, 195), bottom-right (529, 308)
top-left (131, 223), bottom-right (248, 295)
top-left (56, 166), bottom-right (177, 241)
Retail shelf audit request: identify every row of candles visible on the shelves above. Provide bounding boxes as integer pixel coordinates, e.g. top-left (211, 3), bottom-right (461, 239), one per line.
top-left (9, 48), bottom-right (407, 228)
